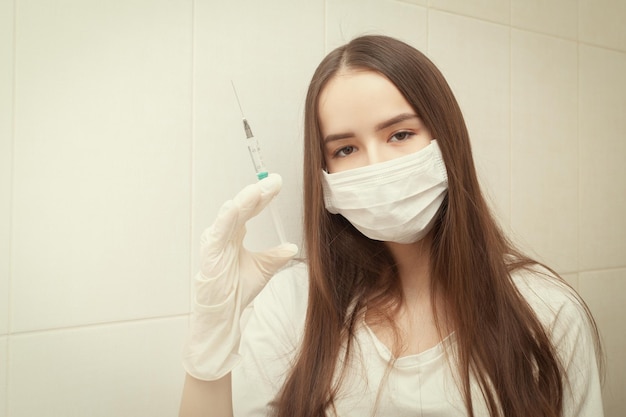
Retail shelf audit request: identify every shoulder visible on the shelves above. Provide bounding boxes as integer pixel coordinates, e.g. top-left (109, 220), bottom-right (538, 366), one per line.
top-left (510, 264), bottom-right (591, 343)
top-left (510, 267), bottom-right (604, 416)
top-left (254, 261), bottom-right (309, 315)
top-left (237, 262), bottom-right (309, 372)
top-left (242, 262), bottom-right (309, 343)
top-left (233, 263), bottom-right (310, 415)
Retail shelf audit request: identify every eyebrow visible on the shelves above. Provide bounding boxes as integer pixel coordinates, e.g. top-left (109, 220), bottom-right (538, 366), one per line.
top-left (323, 113), bottom-right (420, 144)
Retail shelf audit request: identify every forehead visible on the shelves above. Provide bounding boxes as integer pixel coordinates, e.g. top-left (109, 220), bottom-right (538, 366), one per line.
top-left (317, 69), bottom-right (414, 134)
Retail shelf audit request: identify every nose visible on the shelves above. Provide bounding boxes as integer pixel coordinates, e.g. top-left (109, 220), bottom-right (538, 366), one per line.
top-left (364, 141), bottom-right (386, 166)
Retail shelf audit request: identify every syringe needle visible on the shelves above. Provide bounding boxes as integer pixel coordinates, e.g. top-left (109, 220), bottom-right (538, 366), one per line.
top-left (231, 80), bottom-right (246, 119)
top-left (231, 80), bottom-right (254, 138)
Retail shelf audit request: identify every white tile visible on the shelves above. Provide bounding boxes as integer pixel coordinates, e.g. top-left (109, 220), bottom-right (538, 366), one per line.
top-left (428, 10), bottom-right (511, 227)
top-left (579, 46), bottom-right (626, 271)
top-left (579, 269), bottom-right (626, 417)
top-left (580, 0), bottom-right (626, 52)
top-left (326, 0), bottom-right (428, 52)
top-left (396, 0), bottom-right (427, 6)
top-left (8, 317), bottom-right (187, 417)
top-left (191, 0), bottom-right (323, 265)
top-left (0, 337), bottom-right (6, 417)
top-left (11, 0), bottom-right (193, 331)
top-left (510, 31), bottom-right (578, 274)
top-left (0, 0), bottom-right (14, 337)
top-left (511, 0), bottom-right (577, 40)
top-left (429, 0), bottom-right (510, 25)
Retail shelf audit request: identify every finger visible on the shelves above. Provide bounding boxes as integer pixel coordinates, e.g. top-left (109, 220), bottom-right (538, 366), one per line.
top-left (233, 173), bottom-right (283, 226)
top-left (200, 173), bottom-right (284, 264)
top-left (200, 199), bottom-right (239, 253)
top-left (240, 242), bottom-right (299, 306)
top-left (202, 173), bottom-right (279, 245)
top-left (258, 173), bottom-right (283, 198)
top-left (252, 242), bottom-right (299, 279)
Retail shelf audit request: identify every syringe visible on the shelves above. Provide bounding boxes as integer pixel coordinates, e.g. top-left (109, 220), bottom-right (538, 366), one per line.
top-left (231, 81), bottom-right (287, 245)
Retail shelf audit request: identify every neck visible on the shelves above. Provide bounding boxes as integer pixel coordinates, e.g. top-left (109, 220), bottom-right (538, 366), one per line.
top-left (370, 231), bottom-right (450, 356)
top-left (385, 231), bottom-right (433, 302)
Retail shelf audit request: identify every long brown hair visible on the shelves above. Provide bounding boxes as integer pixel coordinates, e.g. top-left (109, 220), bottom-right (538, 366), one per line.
top-left (274, 35), bottom-right (600, 417)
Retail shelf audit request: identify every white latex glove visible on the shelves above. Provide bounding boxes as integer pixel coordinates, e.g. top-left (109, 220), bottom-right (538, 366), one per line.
top-left (182, 173), bottom-right (298, 381)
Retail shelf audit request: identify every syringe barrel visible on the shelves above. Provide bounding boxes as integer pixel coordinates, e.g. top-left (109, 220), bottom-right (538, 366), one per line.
top-left (246, 137), bottom-right (268, 180)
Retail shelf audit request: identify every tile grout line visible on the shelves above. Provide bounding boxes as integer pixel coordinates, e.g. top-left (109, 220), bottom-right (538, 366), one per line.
top-left (576, 0), bottom-right (581, 282)
top-left (426, 3), bottom-right (430, 54)
top-left (554, 265), bottom-right (626, 277)
top-left (508, 6), bottom-right (513, 232)
top-left (6, 0), bottom-right (17, 414)
top-left (428, 6), bottom-right (626, 55)
top-left (323, 0), bottom-right (325, 51)
top-left (188, 0), bottom-right (195, 325)
top-left (8, 313), bottom-right (191, 338)
top-left (578, 266), bottom-right (626, 276)
top-left (577, 39), bottom-right (626, 55)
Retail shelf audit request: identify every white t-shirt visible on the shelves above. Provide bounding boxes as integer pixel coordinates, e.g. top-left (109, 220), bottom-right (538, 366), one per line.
top-left (231, 263), bottom-right (603, 416)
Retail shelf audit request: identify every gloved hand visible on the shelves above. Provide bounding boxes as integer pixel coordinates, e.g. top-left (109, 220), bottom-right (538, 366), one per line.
top-left (182, 173), bottom-right (298, 381)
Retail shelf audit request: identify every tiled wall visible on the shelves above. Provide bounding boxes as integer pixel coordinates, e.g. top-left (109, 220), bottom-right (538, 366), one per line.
top-left (1, 1), bottom-right (624, 416)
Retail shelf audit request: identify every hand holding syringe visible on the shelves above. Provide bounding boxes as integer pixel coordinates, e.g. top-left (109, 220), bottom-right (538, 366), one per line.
top-left (231, 82), bottom-right (288, 245)
top-left (183, 86), bottom-right (296, 382)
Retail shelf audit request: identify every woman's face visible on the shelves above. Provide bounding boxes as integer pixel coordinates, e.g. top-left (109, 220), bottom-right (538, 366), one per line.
top-left (318, 69), bottom-right (433, 173)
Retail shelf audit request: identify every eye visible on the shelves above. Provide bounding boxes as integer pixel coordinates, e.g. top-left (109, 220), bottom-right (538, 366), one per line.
top-left (389, 131), bottom-right (415, 142)
top-left (333, 145), bottom-right (356, 158)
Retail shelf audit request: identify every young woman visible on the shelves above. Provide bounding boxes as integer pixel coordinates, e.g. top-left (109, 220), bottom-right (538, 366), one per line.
top-left (179, 35), bottom-right (603, 417)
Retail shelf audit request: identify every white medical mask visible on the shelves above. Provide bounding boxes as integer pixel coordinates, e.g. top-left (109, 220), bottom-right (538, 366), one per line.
top-left (321, 140), bottom-right (448, 244)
